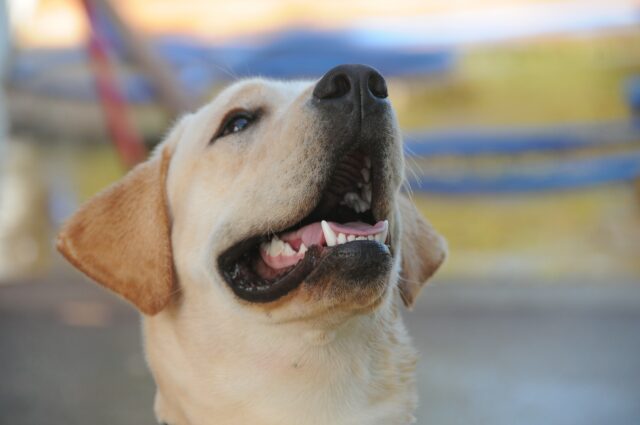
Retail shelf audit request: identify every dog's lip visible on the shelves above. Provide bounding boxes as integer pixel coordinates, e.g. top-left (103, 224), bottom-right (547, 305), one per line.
top-left (219, 235), bottom-right (392, 304)
top-left (219, 243), bottom-right (325, 302)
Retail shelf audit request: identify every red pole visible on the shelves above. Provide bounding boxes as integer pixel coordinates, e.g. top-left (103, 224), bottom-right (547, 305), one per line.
top-left (81, 0), bottom-right (147, 168)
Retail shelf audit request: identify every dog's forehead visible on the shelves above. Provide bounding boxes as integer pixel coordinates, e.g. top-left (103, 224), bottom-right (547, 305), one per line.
top-left (209, 78), bottom-right (315, 110)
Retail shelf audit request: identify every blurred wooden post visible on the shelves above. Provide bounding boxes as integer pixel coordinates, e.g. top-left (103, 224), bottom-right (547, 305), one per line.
top-left (89, 0), bottom-right (197, 117)
top-left (82, 0), bottom-right (147, 168)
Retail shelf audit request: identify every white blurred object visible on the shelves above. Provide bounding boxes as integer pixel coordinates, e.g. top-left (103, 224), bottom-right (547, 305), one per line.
top-left (0, 1), bottom-right (50, 282)
top-left (0, 142), bottom-right (50, 282)
top-left (7, 0), bottom-right (39, 30)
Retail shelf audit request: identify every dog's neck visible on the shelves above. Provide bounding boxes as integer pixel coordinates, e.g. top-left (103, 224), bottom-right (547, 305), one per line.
top-left (143, 289), bottom-right (417, 425)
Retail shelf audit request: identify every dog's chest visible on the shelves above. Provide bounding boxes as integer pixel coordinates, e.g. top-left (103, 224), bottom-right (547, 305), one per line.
top-left (146, 316), bottom-right (417, 425)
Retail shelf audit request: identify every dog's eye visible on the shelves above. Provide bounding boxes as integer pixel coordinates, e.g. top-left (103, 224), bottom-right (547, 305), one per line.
top-left (218, 112), bottom-right (254, 138)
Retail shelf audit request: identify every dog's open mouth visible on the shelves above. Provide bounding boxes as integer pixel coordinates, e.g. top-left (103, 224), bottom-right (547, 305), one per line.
top-left (218, 149), bottom-right (392, 303)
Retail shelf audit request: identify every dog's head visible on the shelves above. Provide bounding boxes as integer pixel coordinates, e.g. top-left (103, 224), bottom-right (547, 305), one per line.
top-left (57, 65), bottom-right (446, 323)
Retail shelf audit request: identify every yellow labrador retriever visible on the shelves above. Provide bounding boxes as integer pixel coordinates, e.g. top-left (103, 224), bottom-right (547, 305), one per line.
top-left (57, 64), bottom-right (446, 425)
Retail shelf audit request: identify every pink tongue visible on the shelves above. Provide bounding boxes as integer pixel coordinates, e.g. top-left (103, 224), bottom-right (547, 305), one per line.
top-left (279, 222), bottom-right (324, 249)
top-left (260, 221), bottom-right (385, 271)
top-left (327, 221), bottom-right (386, 236)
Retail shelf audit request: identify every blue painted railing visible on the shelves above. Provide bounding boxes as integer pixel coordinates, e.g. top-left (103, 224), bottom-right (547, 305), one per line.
top-left (407, 150), bottom-right (640, 194)
top-left (404, 121), bottom-right (640, 157)
top-left (404, 116), bottom-right (640, 194)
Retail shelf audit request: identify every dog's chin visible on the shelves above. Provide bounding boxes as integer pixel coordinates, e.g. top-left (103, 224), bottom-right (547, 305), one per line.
top-left (303, 240), bottom-right (393, 309)
top-left (307, 240), bottom-right (392, 284)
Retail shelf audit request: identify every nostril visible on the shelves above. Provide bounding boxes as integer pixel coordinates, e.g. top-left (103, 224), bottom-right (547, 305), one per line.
top-left (367, 72), bottom-right (388, 99)
top-left (332, 75), bottom-right (351, 98)
top-left (313, 72), bottom-right (351, 100)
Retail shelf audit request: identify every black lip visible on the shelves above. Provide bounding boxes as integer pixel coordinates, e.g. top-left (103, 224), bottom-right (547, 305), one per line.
top-left (218, 240), bottom-right (391, 303)
top-left (306, 240), bottom-right (392, 286)
top-left (219, 243), bottom-right (324, 303)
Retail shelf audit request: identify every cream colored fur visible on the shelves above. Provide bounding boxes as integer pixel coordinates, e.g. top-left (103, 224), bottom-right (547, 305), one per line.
top-left (58, 78), bottom-right (447, 425)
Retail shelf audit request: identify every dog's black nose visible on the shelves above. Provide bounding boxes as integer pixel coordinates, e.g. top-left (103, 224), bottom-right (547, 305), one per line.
top-left (313, 64), bottom-right (388, 110)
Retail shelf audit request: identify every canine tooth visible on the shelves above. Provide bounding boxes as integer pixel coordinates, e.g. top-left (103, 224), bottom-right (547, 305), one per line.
top-left (359, 200), bottom-right (370, 212)
top-left (321, 220), bottom-right (337, 247)
top-left (367, 235), bottom-right (374, 240)
top-left (361, 168), bottom-right (370, 182)
top-left (337, 233), bottom-right (347, 244)
top-left (299, 243), bottom-right (308, 254)
top-left (347, 235), bottom-right (355, 242)
top-left (381, 220), bottom-right (389, 244)
top-left (283, 242), bottom-right (296, 256)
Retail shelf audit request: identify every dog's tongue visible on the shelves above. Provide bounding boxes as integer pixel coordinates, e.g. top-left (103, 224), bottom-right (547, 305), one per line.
top-left (279, 222), bottom-right (325, 250)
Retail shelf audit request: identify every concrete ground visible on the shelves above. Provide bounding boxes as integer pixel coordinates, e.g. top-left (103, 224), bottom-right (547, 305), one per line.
top-left (1, 269), bottom-right (639, 425)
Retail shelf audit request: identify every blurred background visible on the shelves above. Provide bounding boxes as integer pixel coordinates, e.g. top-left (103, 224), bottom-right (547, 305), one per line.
top-left (1, 0), bottom-right (640, 424)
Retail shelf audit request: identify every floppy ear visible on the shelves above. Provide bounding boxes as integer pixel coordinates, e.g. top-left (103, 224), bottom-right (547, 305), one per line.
top-left (397, 194), bottom-right (447, 309)
top-left (56, 148), bottom-right (175, 315)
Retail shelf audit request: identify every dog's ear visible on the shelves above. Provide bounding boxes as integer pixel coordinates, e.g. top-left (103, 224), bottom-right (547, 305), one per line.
top-left (57, 144), bottom-right (177, 316)
top-left (397, 194), bottom-right (447, 309)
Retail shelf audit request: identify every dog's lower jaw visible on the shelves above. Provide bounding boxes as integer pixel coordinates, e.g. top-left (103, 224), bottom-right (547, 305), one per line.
top-left (143, 288), bottom-right (418, 425)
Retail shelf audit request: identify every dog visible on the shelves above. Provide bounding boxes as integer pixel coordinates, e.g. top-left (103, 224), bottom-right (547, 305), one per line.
top-left (57, 64), bottom-right (446, 425)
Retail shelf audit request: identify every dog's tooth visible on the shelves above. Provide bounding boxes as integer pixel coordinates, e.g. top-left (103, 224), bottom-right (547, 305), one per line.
top-left (321, 220), bottom-right (337, 247)
top-left (359, 199), bottom-right (370, 212)
top-left (299, 243), bottom-right (308, 254)
top-left (362, 184), bottom-right (372, 204)
top-left (283, 242), bottom-right (296, 256)
top-left (337, 233), bottom-right (347, 245)
top-left (343, 192), bottom-right (361, 212)
top-left (381, 220), bottom-right (389, 244)
top-left (347, 235), bottom-right (355, 242)
top-left (357, 236), bottom-right (366, 241)
top-left (265, 240), bottom-right (274, 256)
top-left (361, 168), bottom-right (370, 183)
top-left (270, 238), bottom-right (284, 256)
top-left (367, 235), bottom-right (373, 240)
